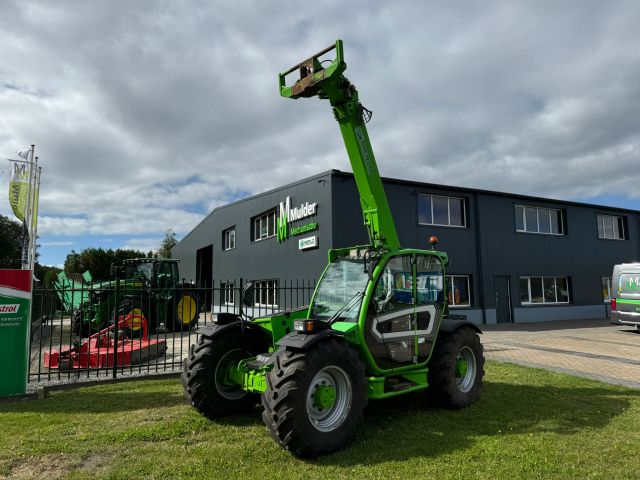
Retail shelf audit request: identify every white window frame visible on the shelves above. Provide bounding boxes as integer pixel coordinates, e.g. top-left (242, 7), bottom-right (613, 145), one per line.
top-left (447, 275), bottom-right (471, 308)
top-left (418, 194), bottom-right (467, 228)
top-left (223, 227), bottom-right (236, 251)
top-left (601, 277), bottom-right (612, 303)
top-left (519, 276), bottom-right (570, 305)
top-left (596, 214), bottom-right (626, 240)
top-left (252, 210), bottom-right (276, 242)
top-left (222, 283), bottom-right (235, 305)
top-left (254, 279), bottom-right (279, 307)
top-left (515, 205), bottom-right (564, 235)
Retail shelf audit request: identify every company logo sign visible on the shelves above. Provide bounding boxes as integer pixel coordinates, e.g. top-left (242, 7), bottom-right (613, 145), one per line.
top-left (0, 304), bottom-right (19, 314)
top-left (298, 236), bottom-right (318, 250)
top-left (277, 196), bottom-right (318, 243)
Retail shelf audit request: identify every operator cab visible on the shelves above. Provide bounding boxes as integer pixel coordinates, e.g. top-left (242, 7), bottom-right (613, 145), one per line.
top-left (123, 259), bottom-right (179, 288)
top-left (309, 247), bottom-right (446, 372)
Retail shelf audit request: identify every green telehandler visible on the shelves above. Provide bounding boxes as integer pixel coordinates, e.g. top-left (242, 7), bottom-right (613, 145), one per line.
top-left (182, 40), bottom-right (484, 457)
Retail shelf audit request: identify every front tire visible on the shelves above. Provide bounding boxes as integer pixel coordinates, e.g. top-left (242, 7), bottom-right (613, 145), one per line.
top-left (113, 299), bottom-right (151, 338)
top-left (261, 339), bottom-right (367, 458)
top-left (182, 328), bottom-right (261, 418)
top-left (428, 327), bottom-right (485, 409)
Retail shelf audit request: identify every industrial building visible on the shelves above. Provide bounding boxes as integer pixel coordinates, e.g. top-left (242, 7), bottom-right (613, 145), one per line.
top-left (172, 170), bottom-right (639, 324)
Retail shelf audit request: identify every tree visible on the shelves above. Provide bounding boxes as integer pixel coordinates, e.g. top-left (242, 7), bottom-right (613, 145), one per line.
top-left (0, 214), bottom-right (23, 268)
top-left (158, 229), bottom-right (178, 258)
top-left (34, 262), bottom-right (62, 288)
top-left (64, 250), bottom-right (81, 274)
top-left (63, 247), bottom-right (148, 281)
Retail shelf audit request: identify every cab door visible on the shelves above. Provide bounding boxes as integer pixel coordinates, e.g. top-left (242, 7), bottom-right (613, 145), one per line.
top-left (414, 254), bottom-right (445, 363)
top-left (364, 253), bottom-right (445, 371)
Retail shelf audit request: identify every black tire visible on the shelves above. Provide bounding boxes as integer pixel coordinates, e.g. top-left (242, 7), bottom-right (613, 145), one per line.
top-left (114, 298), bottom-right (151, 338)
top-left (168, 290), bottom-right (200, 332)
top-left (428, 327), bottom-right (485, 409)
top-left (261, 339), bottom-right (368, 458)
top-left (181, 328), bottom-right (262, 418)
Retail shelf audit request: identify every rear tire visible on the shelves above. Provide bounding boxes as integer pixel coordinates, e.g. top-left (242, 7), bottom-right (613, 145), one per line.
top-left (261, 339), bottom-right (367, 458)
top-left (182, 328), bottom-right (261, 418)
top-left (168, 291), bottom-right (200, 332)
top-left (428, 327), bottom-right (485, 409)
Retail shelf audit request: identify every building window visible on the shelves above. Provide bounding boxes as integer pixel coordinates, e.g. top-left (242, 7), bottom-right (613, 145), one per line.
top-left (519, 276), bottom-right (570, 304)
top-left (418, 194), bottom-right (466, 227)
top-left (447, 275), bottom-right (471, 307)
top-left (252, 210), bottom-right (276, 241)
top-left (223, 227), bottom-right (236, 251)
top-left (222, 282), bottom-right (235, 305)
top-left (597, 214), bottom-right (626, 240)
top-left (254, 279), bottom-right (278, 307)
top-left (515, 205), bottom-right (564, 235)
top-left (602, 277), bottom-right (612, 302)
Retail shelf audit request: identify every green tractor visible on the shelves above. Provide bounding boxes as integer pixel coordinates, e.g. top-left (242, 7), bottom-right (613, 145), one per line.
top-left (182, 41), bottom-right (484, 457)
top-left (70, 258), bottom-right (200, 337)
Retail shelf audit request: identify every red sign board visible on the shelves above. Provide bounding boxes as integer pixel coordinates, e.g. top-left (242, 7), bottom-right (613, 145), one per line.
top-left (0, 269), bottom-right (32, 397)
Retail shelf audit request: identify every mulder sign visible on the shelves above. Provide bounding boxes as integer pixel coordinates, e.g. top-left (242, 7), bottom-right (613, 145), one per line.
top-left (276, 196), bottom-right (319, 243)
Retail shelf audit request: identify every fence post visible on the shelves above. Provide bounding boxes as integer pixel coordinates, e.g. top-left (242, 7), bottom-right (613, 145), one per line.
top-left (112, 272), bottom-right (120, 379)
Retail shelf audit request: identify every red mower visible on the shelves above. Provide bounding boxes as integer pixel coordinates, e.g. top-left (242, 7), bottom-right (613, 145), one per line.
top-left (44, 311), bottom-right (167, 370)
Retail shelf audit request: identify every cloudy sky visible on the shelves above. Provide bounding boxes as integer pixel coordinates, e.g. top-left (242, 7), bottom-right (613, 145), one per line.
top-left (1, 1), bottom-right (639, 266)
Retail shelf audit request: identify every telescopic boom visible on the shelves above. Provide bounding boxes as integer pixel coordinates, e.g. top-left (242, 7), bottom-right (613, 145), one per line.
top-left (279, 40), bottom-right (400, 250)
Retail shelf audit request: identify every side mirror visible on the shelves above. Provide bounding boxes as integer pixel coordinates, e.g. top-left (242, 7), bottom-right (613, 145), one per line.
top-left (242, 281), bottom-right (255, 307)
top-left (365, 250), bottom-right (380, 280)
top-left (367, 257), bottom-right (375, 280)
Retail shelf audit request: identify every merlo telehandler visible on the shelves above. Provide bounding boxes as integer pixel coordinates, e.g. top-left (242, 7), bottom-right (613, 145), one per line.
top-left (182, 40), bottom-right (484, 457)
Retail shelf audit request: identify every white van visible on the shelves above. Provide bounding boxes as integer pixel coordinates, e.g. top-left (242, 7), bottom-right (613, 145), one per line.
top-left (611, 263), bottom-right (640, 332)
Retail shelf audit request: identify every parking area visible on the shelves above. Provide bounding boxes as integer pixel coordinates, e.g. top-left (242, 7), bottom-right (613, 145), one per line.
top-left (483, 318), bottom-right (640, 389)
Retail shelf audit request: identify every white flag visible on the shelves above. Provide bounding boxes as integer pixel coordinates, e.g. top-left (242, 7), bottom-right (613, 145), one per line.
top-left (16, 148), bottom-right (31, 161)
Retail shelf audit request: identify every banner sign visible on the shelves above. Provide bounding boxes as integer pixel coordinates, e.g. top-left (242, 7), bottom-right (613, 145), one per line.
top-left (9, 161), bottom-right (29, 223)
top-left (0, 269), bottom-right (32, 397)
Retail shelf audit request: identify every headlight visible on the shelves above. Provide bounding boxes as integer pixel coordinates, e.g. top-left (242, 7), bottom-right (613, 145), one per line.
top-left (294, 320), bottom-right (316, 333)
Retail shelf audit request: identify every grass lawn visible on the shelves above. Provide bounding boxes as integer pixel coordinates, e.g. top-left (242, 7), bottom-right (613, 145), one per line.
top-left (1, 361), bottom-right (639, 480)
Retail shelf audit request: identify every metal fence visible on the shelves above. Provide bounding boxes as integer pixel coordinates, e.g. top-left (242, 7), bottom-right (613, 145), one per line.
top-left (28, 279), bottom-right (315, 385)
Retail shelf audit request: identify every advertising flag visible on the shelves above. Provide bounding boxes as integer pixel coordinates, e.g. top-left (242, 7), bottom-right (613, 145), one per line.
top-left (8, 161), bottom-right (29, 222)
top-left (16, 149), bottom-right (31, 161)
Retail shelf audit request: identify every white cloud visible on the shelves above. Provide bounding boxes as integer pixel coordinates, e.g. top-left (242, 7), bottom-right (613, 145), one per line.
top-left (119, 237), bottom-right (161, 254)
top-left (39, 240), bottom-right (75, 247)
top-left (1, 0), bottom-right (639, 252)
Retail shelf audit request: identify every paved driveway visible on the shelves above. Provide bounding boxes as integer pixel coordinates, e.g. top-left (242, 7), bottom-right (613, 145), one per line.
top-left (482, 318), bottom-right (640, 389)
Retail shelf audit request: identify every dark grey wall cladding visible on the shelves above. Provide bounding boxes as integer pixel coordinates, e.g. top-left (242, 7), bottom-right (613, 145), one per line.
top-left (173, 172), bottom-right (334, 283)
top-left (477, 194), bottom-right (640, 307)
top-left (330, 175), bottom-right (369, 247)
top-left (175, 168), bottom-right (640, 322)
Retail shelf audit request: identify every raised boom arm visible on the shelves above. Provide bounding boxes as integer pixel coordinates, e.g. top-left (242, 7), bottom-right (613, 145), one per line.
top-left (279, 40), bottom-right (400, 250)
